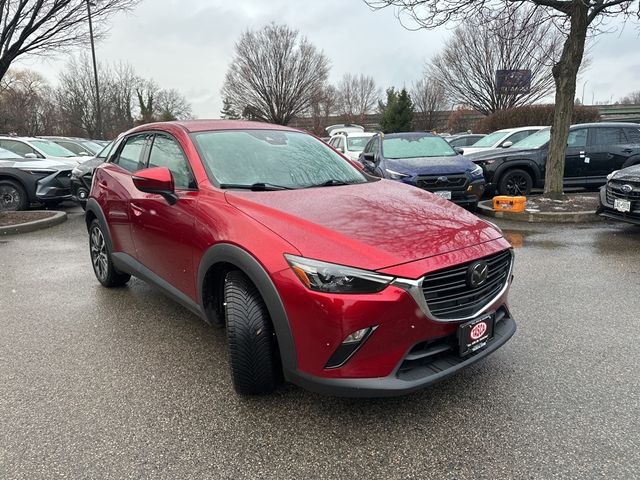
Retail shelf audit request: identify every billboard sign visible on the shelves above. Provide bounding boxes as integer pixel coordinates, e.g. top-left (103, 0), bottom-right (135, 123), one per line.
top-left (496, 69), bottom-right (532, 95)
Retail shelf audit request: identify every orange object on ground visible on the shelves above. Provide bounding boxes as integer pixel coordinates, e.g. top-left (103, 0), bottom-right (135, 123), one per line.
top-left (493, 195), bottom-right (526, 213)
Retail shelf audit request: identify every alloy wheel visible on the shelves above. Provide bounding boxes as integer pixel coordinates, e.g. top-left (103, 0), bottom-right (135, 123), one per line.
top-left (90, 226), bottom-right (109, 281)
top-left (0, 185), bottom-right (22, 212)
top-left (505, 175), bottom-right (529, 196)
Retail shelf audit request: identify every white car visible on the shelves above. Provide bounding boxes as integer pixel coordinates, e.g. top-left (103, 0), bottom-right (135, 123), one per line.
top-left (327, 132), bottom-right (375, 162)
top-left (0, 136), bottom-right (85, 166)
top-left (325, 124), bottom-right (365, 137)
top-left (462, 126), bottom-right (546, 155)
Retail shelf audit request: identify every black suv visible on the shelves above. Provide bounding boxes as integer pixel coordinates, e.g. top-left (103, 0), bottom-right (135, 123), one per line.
top-left (597, 165), bottom-right (640, 225)
top-left (468, 123), bottom-right (640, 195)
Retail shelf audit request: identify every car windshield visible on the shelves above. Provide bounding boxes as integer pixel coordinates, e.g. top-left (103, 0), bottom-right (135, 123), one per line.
top-left (471, 130), bottom-right (509, 148)
top-left (0, 147), bottom-right (19, 159)
top-left (191, 129), bottom-right (367, 189)
top-left (79, 141), bottom-right (103, 154)
top-left (347, 136), bottom-right (371, 152)
top-left (512, 128), bottom-right (550, 149)
top-left (30, 140), bottom-right (76, 157)
top-left (382, 135), bottom-right (457, 159)
top-left (96, 142), bottom-right (114, 159)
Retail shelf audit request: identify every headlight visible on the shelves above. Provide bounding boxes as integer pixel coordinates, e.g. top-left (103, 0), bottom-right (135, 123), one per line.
top-left (470, 165), bottom-right (484, 177)
top-left (285, 254), bottom-right (394, 294)
top-left (385, 168), bottom-right (409, 180)
top-left (607, 170), bottom-right (618, 181)
top-left (17, 168), bottom-right (57, 176)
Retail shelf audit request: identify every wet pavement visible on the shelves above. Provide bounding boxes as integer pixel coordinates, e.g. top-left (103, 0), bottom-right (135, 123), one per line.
top-left (1, 203), bottom-right (639, 479)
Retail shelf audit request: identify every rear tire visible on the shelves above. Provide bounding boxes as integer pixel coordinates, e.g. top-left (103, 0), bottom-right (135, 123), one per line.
top-left (498, 169), bottom-right (533, 196)
top-left (224, 270), bottom-right (278, 395)
top-left (89, 219), bottom-right (130, 287)
top-left (0, 180), bottom-right (28, 211)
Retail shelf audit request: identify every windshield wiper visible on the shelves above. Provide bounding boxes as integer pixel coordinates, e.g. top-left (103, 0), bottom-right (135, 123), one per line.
top-left (219, 182), bottom-right (294, 191)
top-left (306, 179), bottom-right (360, 188)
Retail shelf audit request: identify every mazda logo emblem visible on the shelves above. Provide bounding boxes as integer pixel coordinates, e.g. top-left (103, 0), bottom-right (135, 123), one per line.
top-left (467, 261), bottom-right (489, 288)
top-left (621, 184), bottom-right (633, 193)
top-left (437, 176), bottom-right (448, 183)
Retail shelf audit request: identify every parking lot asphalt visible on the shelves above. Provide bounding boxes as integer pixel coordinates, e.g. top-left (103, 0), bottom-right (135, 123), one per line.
top-left (1, 203), bottom-right (639, 479)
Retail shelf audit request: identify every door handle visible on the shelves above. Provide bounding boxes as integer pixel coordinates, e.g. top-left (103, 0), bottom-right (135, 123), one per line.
top-left (623, 148), bottom-right (633, 153)
top-left (130, 203), bottom-right (145, 216)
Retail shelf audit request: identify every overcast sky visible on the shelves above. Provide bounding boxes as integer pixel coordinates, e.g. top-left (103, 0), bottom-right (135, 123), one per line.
top-left (15, 0), bottom-right (640, 118)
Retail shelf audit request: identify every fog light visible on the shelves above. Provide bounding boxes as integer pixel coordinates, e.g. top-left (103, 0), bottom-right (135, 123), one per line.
top-left (78, 189), bottom-right (88, 199)
top-left (342, 327), bottom-right (370, 344)
top-left (467, 185), bottom-right (473, 192)
top-left (324, 326), bottom-right (377, 369)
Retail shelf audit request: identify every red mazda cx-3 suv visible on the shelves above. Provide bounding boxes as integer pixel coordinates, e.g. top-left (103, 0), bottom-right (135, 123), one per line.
top-left (86, 120), bottom-right (516, 397)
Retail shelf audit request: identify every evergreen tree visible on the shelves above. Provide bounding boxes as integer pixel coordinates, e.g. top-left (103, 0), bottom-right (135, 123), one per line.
top-left (220, 97), bottom-right (240, 120)
top-left (379, 87), bottom-right (414, 133)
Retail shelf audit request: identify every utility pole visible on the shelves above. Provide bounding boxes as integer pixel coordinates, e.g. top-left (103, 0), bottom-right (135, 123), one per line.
top-left (87, 0), bottom-right (102, 138)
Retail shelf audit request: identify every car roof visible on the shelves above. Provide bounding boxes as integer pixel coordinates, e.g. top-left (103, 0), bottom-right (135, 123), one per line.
top-left (572, 122), bottom-right (640, 128)
top-left (382, 132), bottom-right (436, 139)
top-left (130, 120), bottom-right (301, 134)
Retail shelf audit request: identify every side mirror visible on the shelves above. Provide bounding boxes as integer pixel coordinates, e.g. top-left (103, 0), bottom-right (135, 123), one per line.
top-left (79, 151), bottom-right (90, 156)
top-left (132, 167), bottom-right (177, 205)
top-left (24, 153), bottom-right (38, 159)
top-left (336, 146), bottom-right (344, 153)
top-left (454, 147), bottom-right (464, 155)
top-left (362, 152), bottom-right (376, 163)
top-left (501, 141), bottom-right (513, 148)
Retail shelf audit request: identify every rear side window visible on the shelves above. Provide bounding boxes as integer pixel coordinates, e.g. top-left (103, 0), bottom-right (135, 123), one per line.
top-left (623, 128), bottom-right (640, 143)
top-left (114, 134), bottom-right (147, 172)
top-left (505, 130), bottom-right (532, 145)
top-left (147, 135), bottom-right (196, 189)
top-left (0, 139), bottom-right (37, 157)
top-left (592, 128), bottom-right (626, 146)
top-left (567, 129), bottom-right (587, 148)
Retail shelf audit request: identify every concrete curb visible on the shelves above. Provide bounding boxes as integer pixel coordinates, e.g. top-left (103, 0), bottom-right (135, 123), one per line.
top-left (0, 211), bottom-right (67, 235)
top-left (477, 200), bottom-right (603, 224)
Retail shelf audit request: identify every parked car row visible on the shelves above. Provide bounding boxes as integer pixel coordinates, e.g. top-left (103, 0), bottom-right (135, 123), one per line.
top-left (468, 122), bottom-right (640, 196)
top-left (0, 136), bottom-right (110, 211)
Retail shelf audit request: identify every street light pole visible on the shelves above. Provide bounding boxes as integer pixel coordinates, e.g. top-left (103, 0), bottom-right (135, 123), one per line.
top-left (86, 0), bottom-right (102, 138)
top-left (581, 80), bottom-right (589, 105)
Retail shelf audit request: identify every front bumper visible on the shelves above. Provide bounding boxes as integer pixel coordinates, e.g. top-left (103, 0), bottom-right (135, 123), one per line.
top-left (407, 177), bottom-right (485, 206)
top-left (275, 239), bottom-right (515, 397)
top-left (70, 175), bottom-right (92, 204)
top-left (35, 170), bottom-right (72, 202)
top-left (288, 311), bottom-right (516, 397)
top-left (597, 185), bottom-right (640, 225)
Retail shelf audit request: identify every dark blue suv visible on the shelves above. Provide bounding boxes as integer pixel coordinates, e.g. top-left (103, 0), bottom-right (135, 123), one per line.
top-left (360, 132), bottom-right (485, 207)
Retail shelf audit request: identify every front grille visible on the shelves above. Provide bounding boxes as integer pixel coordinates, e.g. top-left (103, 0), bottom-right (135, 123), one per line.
top-left (421, 249), bottom-right (512, 319)
top-left (416, 174), bottom-right (467, 191)
top-left (54, 170), bottom-right (72, 188)
top-left (606, 181), bottom-right (640, 208)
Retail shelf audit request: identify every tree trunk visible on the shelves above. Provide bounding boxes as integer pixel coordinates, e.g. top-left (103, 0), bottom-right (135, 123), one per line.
top-left (544, 1), bottom-right (589, 199)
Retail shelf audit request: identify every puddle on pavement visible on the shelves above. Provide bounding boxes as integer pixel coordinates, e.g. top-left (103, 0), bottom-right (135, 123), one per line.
top-left (502, 231), bottom-right (564, 250)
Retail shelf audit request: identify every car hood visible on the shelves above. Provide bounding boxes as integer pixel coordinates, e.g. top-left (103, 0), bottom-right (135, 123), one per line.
top-left (74, 156), bottom-right (104, 174)
top-left (467, 147), bottom-right (540, 162)
top-left (612, 164), bottom-right (640, 181)
top-left (224, 180), bottom-right (502, 271)
top-left (45, 155), bottom-right (85, 166)
top-left (0, 158), bottom-right (70, 170)
top-left (386, 155), bottom-right (476, 176)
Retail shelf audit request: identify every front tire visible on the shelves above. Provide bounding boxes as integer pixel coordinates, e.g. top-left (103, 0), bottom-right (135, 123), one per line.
top-left (89, 219), bottom-right (130, 287)
top-left (0, 180), bottom-right (28, 211)
top-left (224, 270), bottom-right (278, 395)
top-left (498, 169), bottom-right (533, 196)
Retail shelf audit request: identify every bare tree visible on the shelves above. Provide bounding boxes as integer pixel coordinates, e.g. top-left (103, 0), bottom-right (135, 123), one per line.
top-left (155, 88), bottom-right (193, 121)
top-left (620, 90), bottom-right (640, 105)
top-left (0, 69), bottom-right (56, 135)
top-left (221, 24), bottom-right (330, 125)
top-left (427, 7), bottom-right (561, 116)
top-left (56, 54), bottom-right (101, 136)
top-left (306, 84), bottom-right (338, 135)
top-left (411, 76), bottom-right (446, 131)
top-left (336, 74), bottom-right (379, 125)
top-left (0, 0), bottom-right (140, 82)
top-left (136, 79), bottom-right (159, 124)
top-left (363, 0), bottom-right (639, 197)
